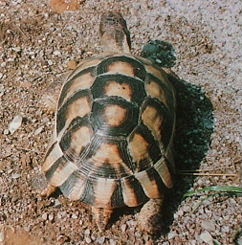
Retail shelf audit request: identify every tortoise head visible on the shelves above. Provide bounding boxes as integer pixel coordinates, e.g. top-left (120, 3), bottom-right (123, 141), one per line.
top-left (99, 11), bottom-right (131, 54)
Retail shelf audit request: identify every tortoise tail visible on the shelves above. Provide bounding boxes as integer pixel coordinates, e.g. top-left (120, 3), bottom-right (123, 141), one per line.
top-left (91, 207), bottom-right (113, 231)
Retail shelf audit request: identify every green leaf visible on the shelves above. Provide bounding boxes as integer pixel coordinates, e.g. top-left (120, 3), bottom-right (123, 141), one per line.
top-left (213, 239), bottom-right (221, 245)
top-left (183, 185), bottom-right (242, 198)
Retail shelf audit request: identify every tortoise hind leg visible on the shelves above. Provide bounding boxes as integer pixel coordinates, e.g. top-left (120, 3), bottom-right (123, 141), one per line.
top-left (40, 80), bottom-right (61, 113)
top-left (91, 207), bottom-right (113, 231)
top-left (137, 196), bottom-right (164, 234)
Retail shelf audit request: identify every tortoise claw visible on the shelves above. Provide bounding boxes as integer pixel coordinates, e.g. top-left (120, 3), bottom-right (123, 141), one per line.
top-left (40, 184), bottom-right (57, 197)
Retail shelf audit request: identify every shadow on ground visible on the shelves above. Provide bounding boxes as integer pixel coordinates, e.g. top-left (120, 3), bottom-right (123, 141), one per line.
top-left (161, 74), bottom-right (215, 234)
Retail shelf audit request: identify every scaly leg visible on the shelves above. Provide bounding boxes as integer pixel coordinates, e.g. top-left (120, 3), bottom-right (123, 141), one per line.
top-left (137, 196), bottom-right (164, 234)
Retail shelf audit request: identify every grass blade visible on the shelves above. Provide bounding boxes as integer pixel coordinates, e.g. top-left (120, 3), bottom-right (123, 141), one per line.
top-left (184, 185), bottom-right (242, 198)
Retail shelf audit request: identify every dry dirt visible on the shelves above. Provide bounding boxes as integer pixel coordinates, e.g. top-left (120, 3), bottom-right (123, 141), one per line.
top-left (0, 0), bottom-right (241, 244)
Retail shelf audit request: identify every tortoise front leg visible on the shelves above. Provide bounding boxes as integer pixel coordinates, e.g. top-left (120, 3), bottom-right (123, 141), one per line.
top-left (137, 196), bottom-right (164, 234)
top-left (40, 71), bottom-right (71, 113)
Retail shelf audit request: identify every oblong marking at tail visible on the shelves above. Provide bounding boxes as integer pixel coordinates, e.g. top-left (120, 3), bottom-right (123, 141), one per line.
top-left (93, 178), bottom-right (117, 207)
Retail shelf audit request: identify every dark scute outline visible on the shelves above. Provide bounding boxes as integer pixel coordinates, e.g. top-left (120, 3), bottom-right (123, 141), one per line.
top-left (45, 156), bottom-right (67, 183)
top-left (59, 115), bottom-right (93, 161)
top-left (141, 97), bottom-right (173, 148)
top-left (56, 89), bottom-right (92, 134)
top-left (96, 55), bottom-right (146, 81)
top-left (58, 66), bottom-right (96, 107)
top-left (91, 73), bottom-right (146, 106)
top-left (90, 96), bottom-right (139, 137)
top-left (76, 135), bottom-right (134, 179)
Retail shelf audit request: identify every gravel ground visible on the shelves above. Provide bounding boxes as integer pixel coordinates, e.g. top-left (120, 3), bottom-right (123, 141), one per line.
top-left (0, 0), bottom-right (241, 244)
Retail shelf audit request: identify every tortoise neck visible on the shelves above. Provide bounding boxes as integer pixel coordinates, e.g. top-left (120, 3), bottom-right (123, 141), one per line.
top-left (100, 32), bottom-right (131, 54)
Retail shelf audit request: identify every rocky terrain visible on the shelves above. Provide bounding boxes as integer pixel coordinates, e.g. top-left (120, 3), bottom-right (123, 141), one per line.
top-left (0, 0), bottom-right (241, 244)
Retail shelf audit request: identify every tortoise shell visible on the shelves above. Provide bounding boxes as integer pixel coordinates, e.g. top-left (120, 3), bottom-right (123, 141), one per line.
top-left (42, 54), bottom-right (175, 209)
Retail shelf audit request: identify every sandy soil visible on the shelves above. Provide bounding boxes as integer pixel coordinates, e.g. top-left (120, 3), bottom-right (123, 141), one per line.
top-left (0, 0), bottom-right (241, 244)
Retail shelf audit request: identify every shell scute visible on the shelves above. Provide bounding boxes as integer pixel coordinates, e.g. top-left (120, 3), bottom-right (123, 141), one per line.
top-left (141, 97), bottom-right (173, 147)
top-left (59, 117), bottom-right (93, 161)
top-left (77, 135), bottom-right (134, 178)
top-left (59, 67), bottom-right (96, 107)
top-left (56, 89), bottom-right (92, 134)
top-left (128, 123), bottom-right (161, 172)
top-left (91, 74), bottom-right (146, 105)
top-left (97, 55), bottom-right (146, 80)
top-left (45, 155), bottom-right (78, 187)
top-left (91, 97), bottom-right (139, 137)
top-left (121, 175), bottom-right (147, 207)
top-left (134, 167), bottom-right (167, 199)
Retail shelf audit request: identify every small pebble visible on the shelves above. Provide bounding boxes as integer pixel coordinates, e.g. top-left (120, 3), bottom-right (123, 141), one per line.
top-left (57, 212), bottom-right (62, 219)
top-left (11, 173), bottom-right (21, 179)
top-left (67, 60), bottom-right (77, 70)
top-left (54, 199), bottom-right (61, 207)
top-left (199, 231), bottom-right (213, 245)
top-left (71, 213), bottom-right (78, 219)
top-left (34, 126), bottom-right (44, 135)
top-left (201, 220), bottom-right (216, 232)
top-left (96, 236), bottom-right (105, 244)
top-left (221, 225), bottom-right (230, 233)
top-left (84, 228), bottom-right (90, 236)
top-left (12, 47), bottom-right (21, 52)
top-left (126, 220), bottom-right (137, 226)
top-left (42, 213), bottom-right (48, 220)
top-left (47, 60), bottom-right (53, 66)
top-left (183, 205), bottom-right (191, 213)
top-left (48, 213), bottom-right (54, 221)
top-left (109, 239), bottom-right (116, 245)
top-left (176, 209), bottom-right (184, 217)
top-left (7, 169), bottom-right (13, 174)
top-left (121, 224), bottom-right (127, 232)
top-left (8, 115), bottom-right (23, 134)
top-left (85, 236), bottom-right (92, 244)
top-left (0, 232), bottom-right (4, 242)
top-left (135, 231), bottom-right (141, 238)
top-left (91, 234), bottom-right (96, 241)
top-left (53, 50), bottom-right (61, 56)
top-left (167, 231), bottom-right (177, 240)
top-left (23, 226), bottom-right (30, 232)
top-left (3, 129), bottom-right (9, 135)
top-left (190, 240), bottom-right (197, 245)
top-left (1, 62), bottom-right (6, 67)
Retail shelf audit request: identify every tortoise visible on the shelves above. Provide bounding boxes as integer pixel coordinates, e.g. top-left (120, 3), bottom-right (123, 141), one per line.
top-left (41, 11), bottom-right (176, 233)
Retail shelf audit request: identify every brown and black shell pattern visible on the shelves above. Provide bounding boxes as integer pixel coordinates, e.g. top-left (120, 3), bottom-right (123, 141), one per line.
top-left (42, 54), bottom-right (176, 209)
